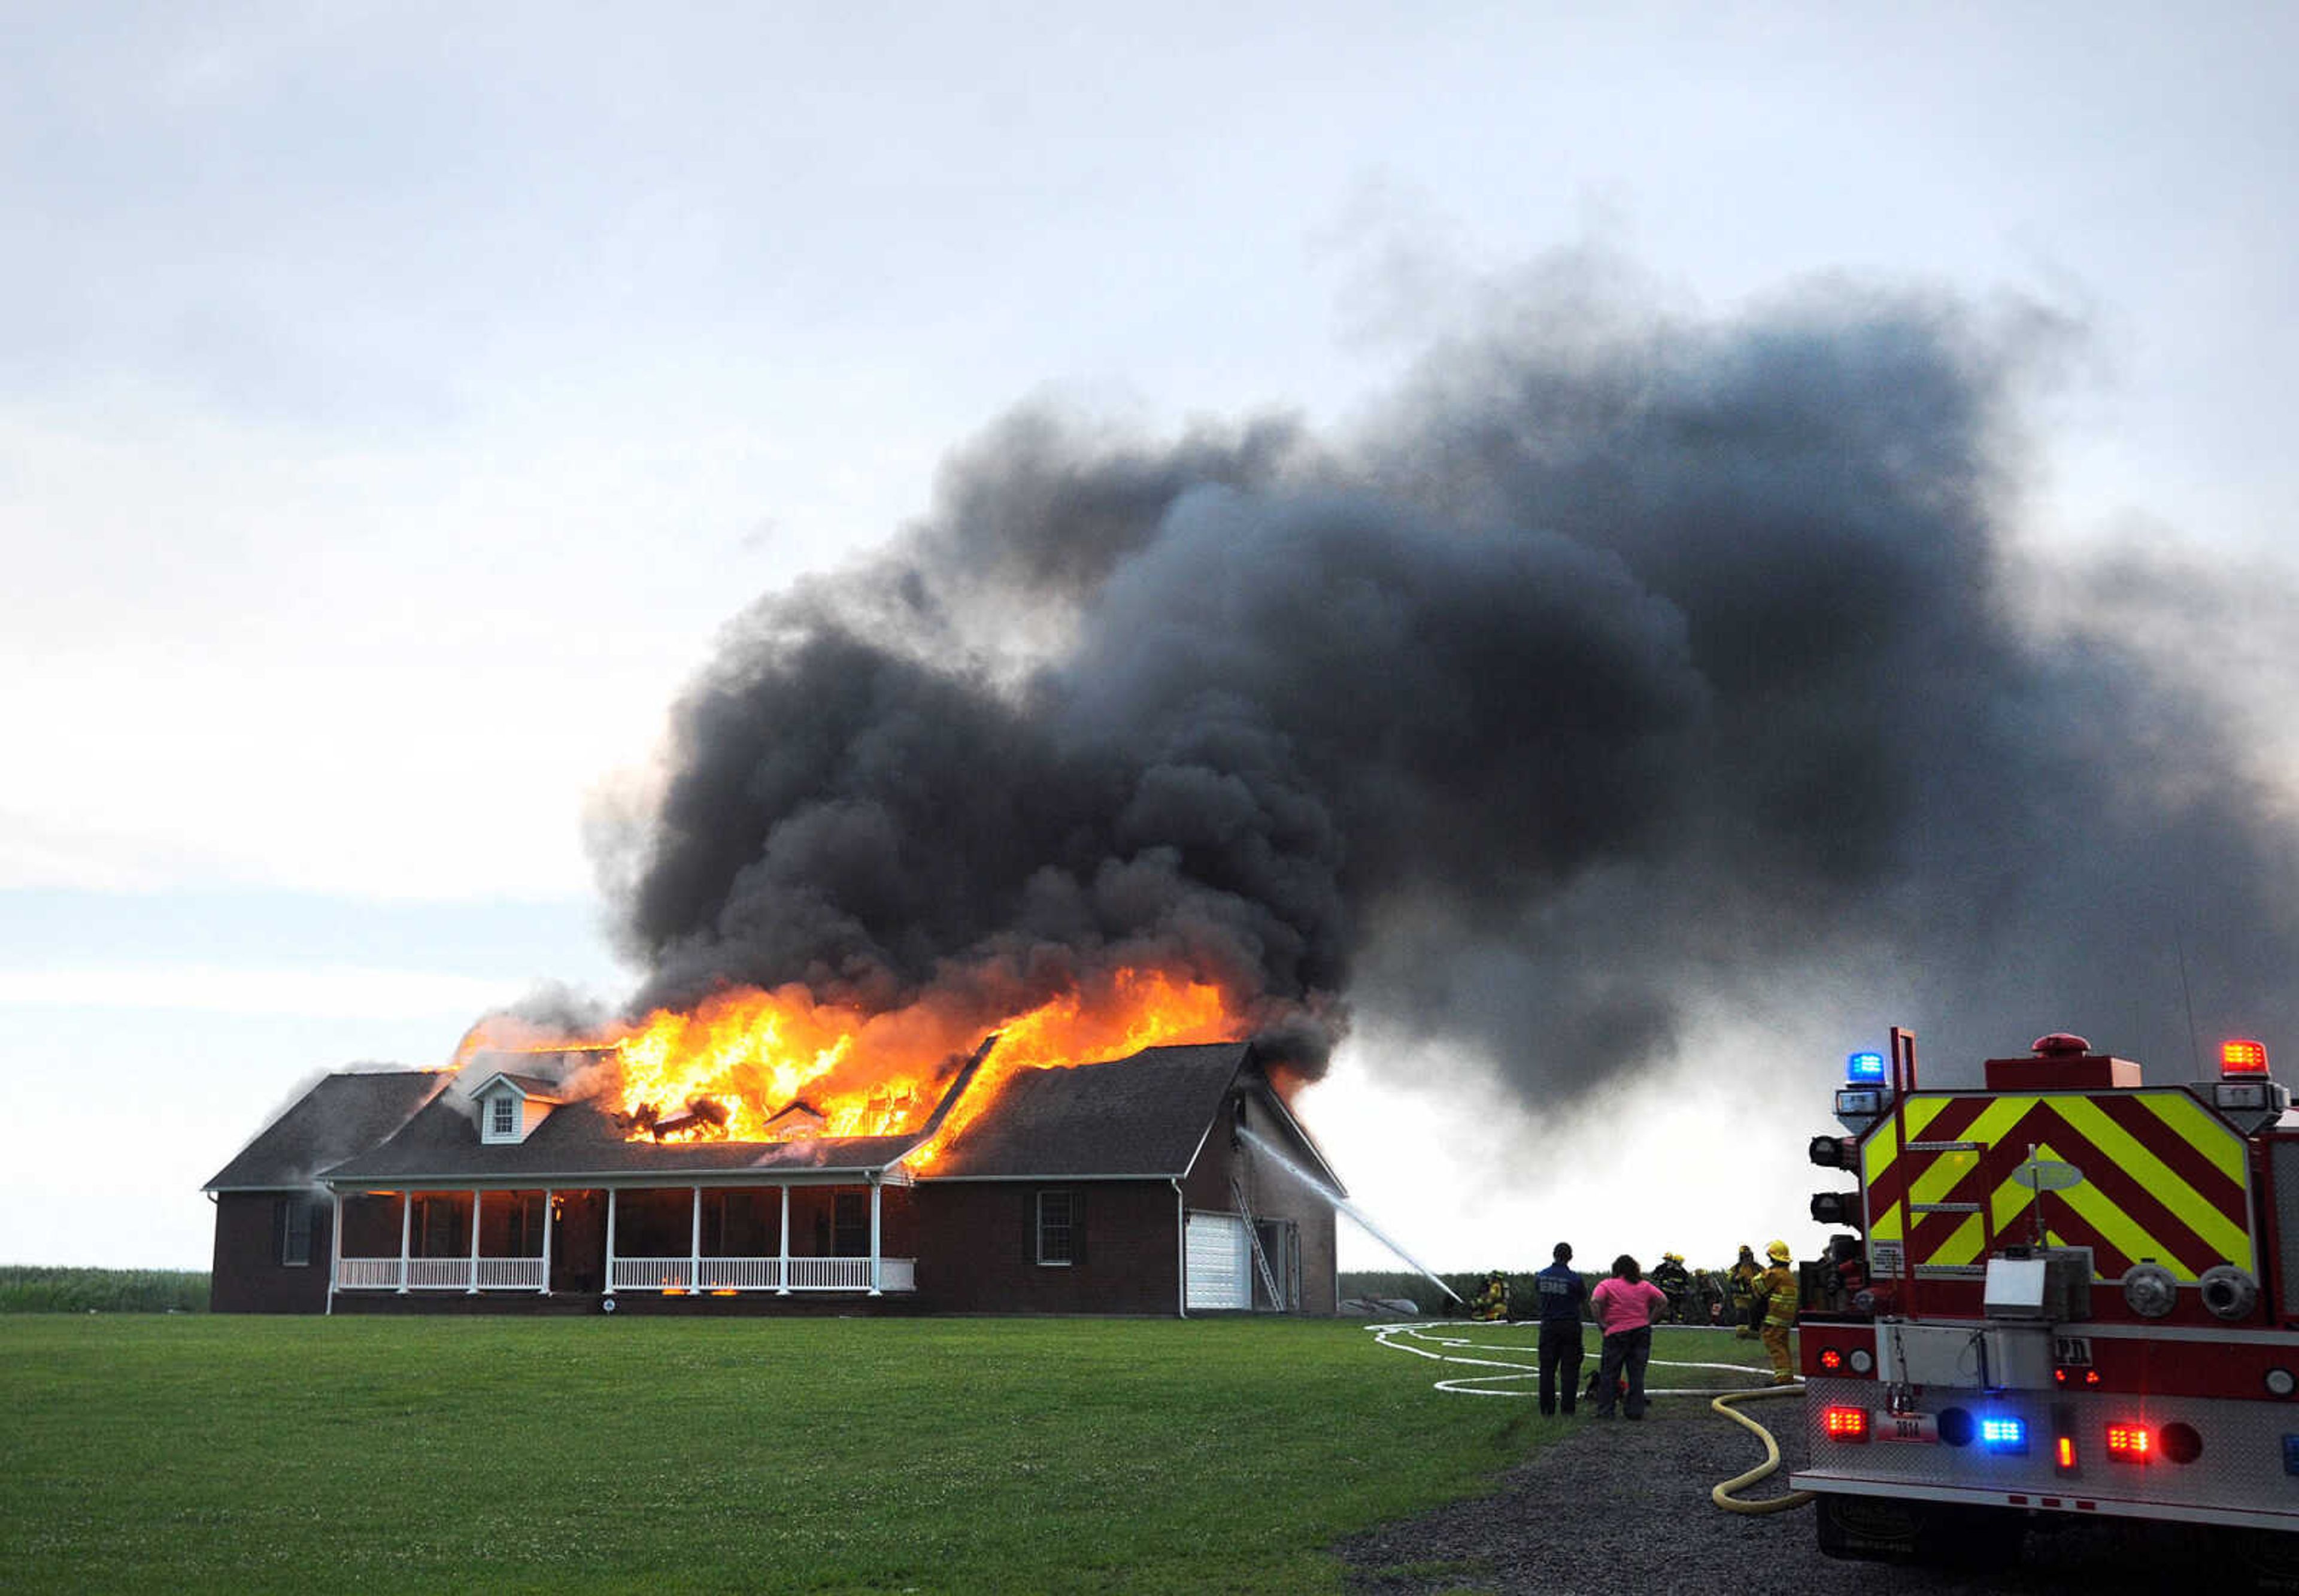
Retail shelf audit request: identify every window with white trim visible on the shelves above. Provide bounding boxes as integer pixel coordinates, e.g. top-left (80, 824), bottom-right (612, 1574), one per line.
top-left (489, 1095), bottom-right (518, 1139)
top-left (1035, 1190), bottom-right (1075, 1266)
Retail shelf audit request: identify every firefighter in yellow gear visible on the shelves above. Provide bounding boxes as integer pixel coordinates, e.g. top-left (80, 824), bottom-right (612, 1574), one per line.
top-left (1471, 1270), bottom-right (1509, 1322)
top-left (1728, 1244), bottom-right (1761, 1339)
top-left (1754, 1240), bottom-right (1799, 1383)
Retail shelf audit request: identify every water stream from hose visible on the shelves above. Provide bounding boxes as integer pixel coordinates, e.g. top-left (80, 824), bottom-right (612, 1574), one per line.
top-left (1236, 1122), bottom-right (1464, 1304)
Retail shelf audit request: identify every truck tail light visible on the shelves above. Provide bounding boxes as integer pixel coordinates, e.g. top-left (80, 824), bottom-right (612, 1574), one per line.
top-left (1822, 1405), bottom-right (1870, 1441)
top-left (2106, 1422), bottom-right (2154, 1463)
top-left (2056, 1434), bottom-right (2078, 1471)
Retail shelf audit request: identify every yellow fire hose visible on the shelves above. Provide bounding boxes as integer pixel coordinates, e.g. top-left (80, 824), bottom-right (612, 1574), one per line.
top-left (1710, 1384), bottom-right (1817, 1515)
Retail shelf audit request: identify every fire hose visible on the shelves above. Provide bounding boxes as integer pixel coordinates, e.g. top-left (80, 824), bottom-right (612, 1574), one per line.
top-left (1369, 1324), bottom-right (1815, 1515)
top-left (1709, 1385), bottom-right (1816, 1515)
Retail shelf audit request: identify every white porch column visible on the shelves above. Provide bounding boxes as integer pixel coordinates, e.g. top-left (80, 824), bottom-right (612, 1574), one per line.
top-left (868, 1177), bottom-right (882, 1296)
top-left (689, 1185), bottom-right (702, 1292)
top-left (605, 1188), bottom-right (618, 1297)
top-left (539, 1189), bottom-right (554, 1295)
top-left (397, 1191), bottom-right (412, 1294)
top-left (777, 1184), bottom-right (790, 1295)
top-left (468, 1190), bottom-right (482, 1293)
top-left (326, 1188), bottom-right (342, 1316)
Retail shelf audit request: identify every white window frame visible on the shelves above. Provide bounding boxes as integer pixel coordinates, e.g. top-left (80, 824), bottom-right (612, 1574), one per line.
top-left (489, 1094), bottom-right (518, 1139)
top-left (1035, 1189), bottom-right (1075, 1267)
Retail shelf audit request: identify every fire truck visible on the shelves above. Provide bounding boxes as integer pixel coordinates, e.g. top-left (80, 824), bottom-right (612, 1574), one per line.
top-left (1791, 1027), bottom-right (2299, 1582)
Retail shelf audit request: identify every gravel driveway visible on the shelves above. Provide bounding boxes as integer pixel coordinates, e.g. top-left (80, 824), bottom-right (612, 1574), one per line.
top-left (1337, 1384), bottom-right (2186, 1595)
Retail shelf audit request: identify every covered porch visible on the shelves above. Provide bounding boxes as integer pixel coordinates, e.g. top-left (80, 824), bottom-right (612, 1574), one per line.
top-left (328, 1174), bottom-right (917, 1303)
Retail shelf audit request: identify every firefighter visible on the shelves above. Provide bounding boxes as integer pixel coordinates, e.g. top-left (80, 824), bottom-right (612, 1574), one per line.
top-left (1470, 1269), bottom-right (1509, 1322)
top-left (1689, 1266), bottom-right (1723, 1325)
top-left (1753, 1239), bottom-right (1799, 1383)
top-left (1532, 1242), bottom-right (1587, 1416)
top-left (1649, 1251), bottom-right (1690, 1323)
top-left (1728, 1243), bottom-right (1761, 1337)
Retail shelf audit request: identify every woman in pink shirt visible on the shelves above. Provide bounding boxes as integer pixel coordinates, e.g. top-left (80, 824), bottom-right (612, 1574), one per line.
top-left (1588, 1255), bottom-right (1670, 1418)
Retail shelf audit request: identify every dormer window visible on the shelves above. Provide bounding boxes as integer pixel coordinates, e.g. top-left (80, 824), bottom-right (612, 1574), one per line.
top-left (472, 1073), bottom-right (561, 1145)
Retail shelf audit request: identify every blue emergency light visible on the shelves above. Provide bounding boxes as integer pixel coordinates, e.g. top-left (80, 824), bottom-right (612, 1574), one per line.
top-left (1980, 1416), bottom-right (2029, 1454)
top-left (1847, 1051), bottom-right (1886, 1084)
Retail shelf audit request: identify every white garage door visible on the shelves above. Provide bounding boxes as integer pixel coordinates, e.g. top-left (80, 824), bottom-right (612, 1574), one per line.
top-left (1186, 1212), bottom-right (1249, 1310)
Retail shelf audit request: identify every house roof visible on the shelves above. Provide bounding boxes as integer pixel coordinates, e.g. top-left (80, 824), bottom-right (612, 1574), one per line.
top-left (925, 1041), bottom-right (1257, 1179)
top-left (217, 1036), bottom-right (1339, 1193)
top-left (318, 1094), bottom-right (923, 1185)
top-left (203, 1069), bottom-right (447, 1192)
top-left (469, 1071), bottom-right (565, 1101)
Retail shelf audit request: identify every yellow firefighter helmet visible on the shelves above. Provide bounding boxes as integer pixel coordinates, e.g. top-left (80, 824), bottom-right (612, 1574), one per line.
top-left (1766, 1239), bottom-right (1791, 1262)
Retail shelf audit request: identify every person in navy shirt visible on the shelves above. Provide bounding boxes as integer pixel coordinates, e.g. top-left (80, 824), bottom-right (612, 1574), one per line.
top-left (1532, 1242), bottom-right (1588, 1415)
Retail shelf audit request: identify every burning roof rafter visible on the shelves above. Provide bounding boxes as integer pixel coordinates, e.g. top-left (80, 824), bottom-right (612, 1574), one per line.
top-left (454, 963), bottom-right (1260, 1168)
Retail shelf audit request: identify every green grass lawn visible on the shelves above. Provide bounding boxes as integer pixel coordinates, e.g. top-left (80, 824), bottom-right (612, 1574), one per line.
top-left (0, 1315), bottom-right (1772, 1595)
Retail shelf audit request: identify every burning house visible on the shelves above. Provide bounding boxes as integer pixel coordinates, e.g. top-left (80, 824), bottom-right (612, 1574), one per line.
top-left (211, 283), bottom-right (2299, 1324)
top-left (203, 1036), bottom-right (1341, 1317)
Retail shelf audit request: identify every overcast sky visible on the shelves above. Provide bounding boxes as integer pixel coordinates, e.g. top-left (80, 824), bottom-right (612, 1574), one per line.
top-left (7, 2), bottom-right (2296, 1280)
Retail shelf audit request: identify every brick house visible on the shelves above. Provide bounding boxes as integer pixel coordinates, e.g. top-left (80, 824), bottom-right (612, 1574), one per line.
top-left (203, 1041), bottom-right (1340, 1317)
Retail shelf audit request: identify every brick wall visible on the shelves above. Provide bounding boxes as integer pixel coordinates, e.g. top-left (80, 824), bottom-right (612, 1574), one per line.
top-left (912, 1179), bottom-right (1181, 1315)
top-left (209, 1191), bottom-right (332, 1313)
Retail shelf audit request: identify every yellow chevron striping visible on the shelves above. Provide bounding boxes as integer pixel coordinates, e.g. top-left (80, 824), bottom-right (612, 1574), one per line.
top-left (1870, 1198), bottom-right (1901, 1242)
top-left (2051, 1096), bottom-right (2252, 1267)
top-left (1863, 1095), bottom-right (1951, 1190)
top-left (1862, 1088), bottom-right (2254, 1275)
top-left (2137, 1089), bottom-right (2247, 1184)
top-left (1925, 1210), bottom-right (1985, 1269)
top-left (1909, 1146), bottom-right (1979, 1207)
top-left (2033, 1161), bottom-right (2168, 1275)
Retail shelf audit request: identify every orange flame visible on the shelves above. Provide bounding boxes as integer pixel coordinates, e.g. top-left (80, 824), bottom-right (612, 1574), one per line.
top-left (460, 966), bottom-right (1246, 1161)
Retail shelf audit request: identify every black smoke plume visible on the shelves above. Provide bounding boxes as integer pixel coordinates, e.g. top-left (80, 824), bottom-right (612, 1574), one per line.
top-left (599, 266), bottom-right (2299, 1102)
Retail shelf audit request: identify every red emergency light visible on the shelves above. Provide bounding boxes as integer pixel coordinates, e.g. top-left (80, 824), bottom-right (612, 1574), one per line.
top-left (1822, 1405), bottom-right (1870, 1441)
top-left (2055, 1434), bottom-right (2078, 1471)
top-left (2223, 1039), bottom-right (2271, 1076)
top-left (2106, 1421), bottom-right (2154, 1463)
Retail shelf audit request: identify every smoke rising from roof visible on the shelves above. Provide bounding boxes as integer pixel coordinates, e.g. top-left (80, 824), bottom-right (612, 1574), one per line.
top-left (598, 264), bottom-right (2299, 1103)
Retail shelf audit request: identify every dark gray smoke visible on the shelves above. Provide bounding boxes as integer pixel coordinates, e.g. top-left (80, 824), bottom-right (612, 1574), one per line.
top-left (600, 268), bottom-right (2299, 1101)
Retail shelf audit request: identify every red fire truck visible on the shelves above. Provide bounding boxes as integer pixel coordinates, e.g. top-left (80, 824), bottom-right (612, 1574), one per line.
top-left (1792, 1027), bottom-right (2299, 1581)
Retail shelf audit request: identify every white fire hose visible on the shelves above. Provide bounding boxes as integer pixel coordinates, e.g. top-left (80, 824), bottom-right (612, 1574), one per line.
top-left (1368, 1322), bottom-right (1813, 1513)
top-left (1368, 1321), bottom-right (1778, 1396)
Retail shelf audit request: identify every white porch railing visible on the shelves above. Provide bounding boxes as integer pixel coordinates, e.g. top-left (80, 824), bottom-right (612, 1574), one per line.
top-left (785, 1256), bottom-right (876, 1291)
top-left (406, 1257), bottom-right (471, 1289)
top-left (605, 1256), bottom-right (914, 1292)
top-left (476, 1257), bottom-right (546, 1290)
top-left (612, 1257), bottom-right (695, 1291)
top-left (697, 1257), bottom-right (780, 1291)
top-left (338, 1257), bottom-right (546, 1291)
top-left (340, 1257), bottom-right (402, 1289)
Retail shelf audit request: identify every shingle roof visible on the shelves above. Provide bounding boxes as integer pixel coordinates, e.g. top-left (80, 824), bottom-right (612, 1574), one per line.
top-left (203, 1070), bottom-right (447, 1191)
top-left (228, 1038), bottom-right (1324, 1191)
top-left (472, 1071), bottom-right (565, 1100)
top-left (924, 1042), bottom-right (1253, 1178)
top-left (319, 1094), bottom-right (921, 1184)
